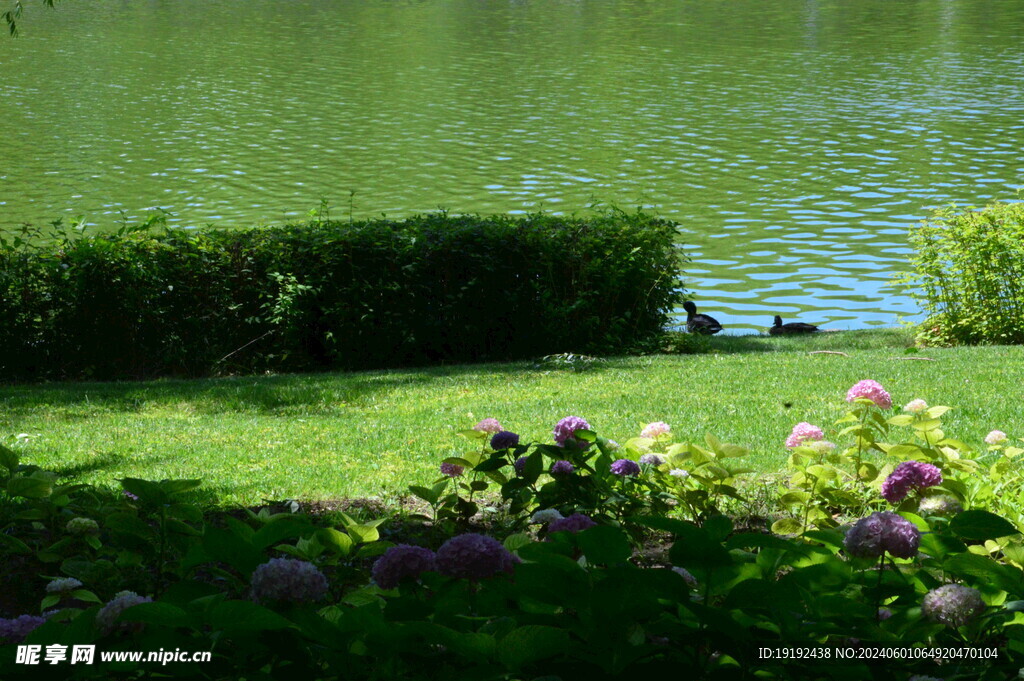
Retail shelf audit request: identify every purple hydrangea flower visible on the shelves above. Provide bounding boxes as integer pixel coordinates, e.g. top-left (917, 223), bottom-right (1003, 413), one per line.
top-left (123, 490), bottom-right (140, 501)
top-left (877, 607), bottom-right (893, 621)
top-left (513, 456), bottom-right (528, 476)
top-left (548, 513), bottom-right (597, 534)
top-left (440, 462), bottom-right (464, 478)
top-left (435, 533), bottom-right (519, 580)
top-left (0, 615), bottom-right (47, 643)
top-left (490, 430), bottom-right (520, 450)
top-left (846, 379), bottom-right (893, 409)
top-left (639, 453), bottom-right (666, 466)
top-left (372, 544), bottom-right (436, 589)
top-left (553, 416), bottom-right (591, 446)
top-left (95, 591), bottom-right (153, 636)
top-left (550, 460), bottom-right (574, 476)
top-left (843, 511), bottom-right (920, 559)
top-left (922, 584), bottom-right (985, 628)
top-left (473, 418), bottom-right (503, 434)
top-left (610, 459), bottom-right (641, 477)
top-left (881, 461), bottom-right (943, 504)
top-left (785, 422), bottom-right (824, 449)
top-left (250, 558), bottom-right (329, 604)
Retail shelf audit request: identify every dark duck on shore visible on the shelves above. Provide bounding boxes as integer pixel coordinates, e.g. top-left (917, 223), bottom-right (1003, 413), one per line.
top-left (683, 301), bottom-right (723, 335)
top-left (769, 315), bottom-right (819, 335)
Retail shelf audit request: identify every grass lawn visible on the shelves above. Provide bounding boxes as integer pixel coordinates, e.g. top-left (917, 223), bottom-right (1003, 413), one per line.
top-left (2, 328), bottom-right (1021, 507)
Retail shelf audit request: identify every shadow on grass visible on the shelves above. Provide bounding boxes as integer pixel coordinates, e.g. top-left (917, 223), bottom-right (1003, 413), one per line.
top-left (0, 356), bottom-right (619, 419)
top-left (698, 327), bottom-right (918, 355)
top-left (50, 451), bottom-right (132, 479)
top-left (0, 329), bottom-right (916, 417)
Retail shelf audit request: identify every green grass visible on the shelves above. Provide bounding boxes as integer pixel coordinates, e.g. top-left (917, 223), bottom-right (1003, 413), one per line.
top-left (2, 327), bottom-right (1022, 506)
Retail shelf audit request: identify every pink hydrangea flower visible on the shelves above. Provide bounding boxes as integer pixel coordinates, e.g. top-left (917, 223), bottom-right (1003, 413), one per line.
top-left (985, 430), bottom-right (1008, 445)
top-left (846, 380), bottom-right (892, 409)
top-left (553, 416), bottom-right (591, 446)
top-left (641, 421), bottom-right (671, 439)
top-left (904, 399), bottom-right (928, 414)
top-left (785, 422), bottom-right (824, 449)
top-left (473, 418), bottom-right (503, 434)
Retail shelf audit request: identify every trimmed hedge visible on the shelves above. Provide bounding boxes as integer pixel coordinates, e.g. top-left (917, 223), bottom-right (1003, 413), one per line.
top-left (898, 201), bottom-right (1024, 346)
top-left (0, 211), bottom-right (685, 381)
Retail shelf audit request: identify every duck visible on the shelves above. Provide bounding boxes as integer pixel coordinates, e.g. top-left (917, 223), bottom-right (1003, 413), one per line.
top-left (769, 315), bottom-right (819, 335)
top-left (683, 301), bottom-right (723, 335)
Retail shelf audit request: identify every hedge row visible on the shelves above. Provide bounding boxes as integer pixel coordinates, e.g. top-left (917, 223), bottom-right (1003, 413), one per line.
top-left (899, 200), bottom-right (1024, 346)
top-left (0, 211), bottom-right (685, 381)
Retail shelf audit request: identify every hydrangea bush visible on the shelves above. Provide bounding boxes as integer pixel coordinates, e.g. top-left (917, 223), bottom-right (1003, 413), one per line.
top-left (3, 386), bottom-right (1024, 679)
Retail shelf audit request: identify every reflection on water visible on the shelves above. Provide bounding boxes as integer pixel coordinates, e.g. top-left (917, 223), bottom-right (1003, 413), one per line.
top-left (1, 0), bottom-right (1022, 332)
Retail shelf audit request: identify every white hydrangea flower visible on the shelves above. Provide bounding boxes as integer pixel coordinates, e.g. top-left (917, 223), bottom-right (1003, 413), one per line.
top-left (45, 578), bottom-right (83, 594)
top-left (530, 509), bottom-right (564, 525)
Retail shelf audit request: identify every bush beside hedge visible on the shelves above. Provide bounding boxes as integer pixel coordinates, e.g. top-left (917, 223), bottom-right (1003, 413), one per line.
top-left (899, 200), bottom-right (1024, 346)
top-left (0, 210), bottom-right (685, 381)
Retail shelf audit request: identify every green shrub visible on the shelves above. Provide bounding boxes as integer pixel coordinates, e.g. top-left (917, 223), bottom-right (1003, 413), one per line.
top-left (0, 209), bottom-right (685, 381)
top-left (897, 201), bottom-right (1024, 346)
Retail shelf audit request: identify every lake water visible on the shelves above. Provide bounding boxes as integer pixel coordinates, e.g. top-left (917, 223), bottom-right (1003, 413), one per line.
top-left (2, 0), bottom-right (1022, 332)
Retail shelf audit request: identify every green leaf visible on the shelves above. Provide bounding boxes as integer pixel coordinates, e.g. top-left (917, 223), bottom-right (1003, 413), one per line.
top-left (317, 528), bottom-right (353, 557)
top-left (950, 510), bottom-right (1020, 541)
top-left (498, 625), bottom-right (569, 669)
top-left (0, 444), bottom-right (19, 471)
top-left (160, 479), bottom-right (203, 496)
top-left (8, 475), bottom-right (53, 499)
top-left (69, 589), bottom-right (102, 604)
top-left (346, 522), bottom-right (380, 544)
top-left (120, 478), bottom-right (169, 506)
top-left (703, 515), bottom-right (733, 543)
top-left (409, 485), bottom-right (441, 505)
top-left (771, 518), bottom-right (804, 535)
top-left (577, 525), bottom-right (631, 564)
top-left (202, 527), bottom-right (264, 576)
top-left (0, 532), bottom-right (32, 554)
top-left (251, 516), bottom-right (313, 550)
top-left (669, 524), bottom-right (732, 568)
top-left (208, 601), bottom-right (294, 632)
top-left (887, 415), bottom-right (914, 427)
top-left (503, 533), bottom-right (532, 553)
top-left (473, 456), bottom-right (507, 473)
top-left (120, 602), bottom-right (189, 628)
top-left (779, 491), bottom-right (811, 506)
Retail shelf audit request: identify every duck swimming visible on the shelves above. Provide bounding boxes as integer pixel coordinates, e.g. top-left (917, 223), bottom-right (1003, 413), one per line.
top-left (769, 315), bottom-right (819, 335)
top-left (683, 301), bottom-right (723, 335)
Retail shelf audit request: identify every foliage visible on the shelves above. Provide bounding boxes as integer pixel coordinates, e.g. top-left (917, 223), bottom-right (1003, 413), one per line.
top-left (895, 200), bottom-right (1024, 346)
top-left (4, 384), bottom-right (1024, 679)
top-left (2, 0), bottom-right (59, 38)
top-left (0, 209), bottom-right (686, 381)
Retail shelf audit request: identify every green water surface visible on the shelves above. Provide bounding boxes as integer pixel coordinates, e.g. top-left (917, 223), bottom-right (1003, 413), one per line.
top-left (1, 0), bottom-right (1022, 331)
